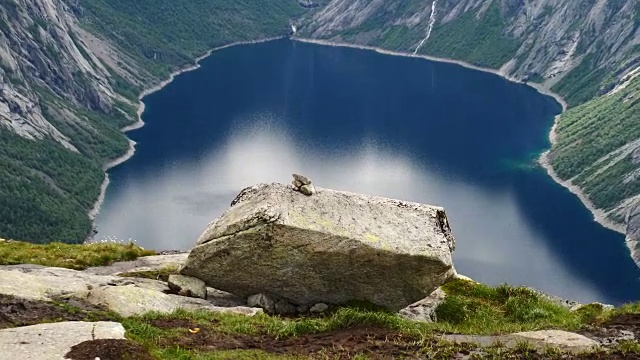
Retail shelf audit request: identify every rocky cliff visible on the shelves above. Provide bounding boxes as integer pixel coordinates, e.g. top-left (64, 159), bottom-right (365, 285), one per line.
top-left (0, 0), bottom-right (303, 243)
top-left (0, 0), bottom-right (115, 149)
top-left (297, 0), bottom-right (640, 264)
top-left (299, 0), bottom-right (638, 99)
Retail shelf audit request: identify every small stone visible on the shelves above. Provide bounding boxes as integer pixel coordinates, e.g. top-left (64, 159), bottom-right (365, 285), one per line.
top-left (292, 174), bottom-right (312, 185)
top-left (292, 180), bottom-right (303, 188)
top-left (310, 303), bottom-right (329, 313)
top-left (168, 275), bottom-right (207, 299)
top-left (399, 288), bottom-right (446, 323)
top-left (248, 293), bottom-right (296, 315)
top-left (300, 184), bottom-right (316, 196)
top-left (511, 330), bottom-right (599, 352)
top-left (247, 293), bottom-right (276, 314)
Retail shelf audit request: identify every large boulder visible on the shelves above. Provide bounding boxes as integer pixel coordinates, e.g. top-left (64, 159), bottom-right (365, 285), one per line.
top-left (181, 183), bottom-right (456, 311)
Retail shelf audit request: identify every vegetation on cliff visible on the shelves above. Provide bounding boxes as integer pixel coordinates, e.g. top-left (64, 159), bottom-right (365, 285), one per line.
top-left (549, 76), bottom-right (640, 220)
top-left (0, 0), bottom-right (307, 244)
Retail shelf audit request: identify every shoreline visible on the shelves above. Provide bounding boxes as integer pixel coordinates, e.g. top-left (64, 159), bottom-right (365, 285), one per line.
top-left (293, 37), bottom-right (625, 236)
top-left (88, 34), bottom-right (626, 238)
top-left (86, 36), bottom-right (286, 227)
top-left (293, 38), bottom-right (522, 83)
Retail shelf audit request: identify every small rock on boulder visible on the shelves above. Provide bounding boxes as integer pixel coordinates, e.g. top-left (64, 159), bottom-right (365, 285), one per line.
top-left (181, 183), bottom-right (456, 311)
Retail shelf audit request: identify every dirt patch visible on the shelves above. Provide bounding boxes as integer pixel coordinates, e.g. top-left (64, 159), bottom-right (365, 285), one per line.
top-left (0, 295), bottom-right (104, 329)
top-left (577, 352), bottom-right (640, 359)
top-left (581, 314), bottom-right (640, 346)
top-left (162, 326), bottom-right (429, 359)
top-left (153, 321), bottom-right (640, 359)
top-left (148, 318), bottom-right (211, 330)
top-left (65, 339), bottom-right (153, 360)
top-left (603, 314), bottom-right (640, 329)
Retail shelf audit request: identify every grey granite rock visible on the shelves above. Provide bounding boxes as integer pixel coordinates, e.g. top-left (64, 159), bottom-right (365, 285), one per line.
top-left (182, 183), bottom-right (455, 311)
top-left (299, 184), bottom-right (316, 196)
top-left (399, 288), bottom-right (446, 323)
top-left (310, 303), bottom-right (329, 313)
top-left (84, 253), bottom-right (188, 276)
top-left (0, 321), bottom-right (124, 360)
top-left (443, 330), bottom-right (599, 353)
top-left (292, 174), bottom-right (312, 185)
top-left (168, 274), bottom-right (207, 299)
top-left (247, 293), bottom-right (297, 315)
top-left (82, 285), bottom-right (260, 317)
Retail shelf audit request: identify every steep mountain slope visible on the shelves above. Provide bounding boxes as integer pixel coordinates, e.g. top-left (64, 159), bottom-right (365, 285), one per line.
top-left (299, 0), bottom-right (638, 104)
top-left (297, 0), bottom-right (640, 264)
top-left (0, 0), bottom-right (131, 242)
top-left (0, 0), bottom-right (305, 243)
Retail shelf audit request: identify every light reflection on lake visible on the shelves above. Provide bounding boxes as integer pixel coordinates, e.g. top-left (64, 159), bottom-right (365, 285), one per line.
top-left (99, 118), bottom-right (603, 303)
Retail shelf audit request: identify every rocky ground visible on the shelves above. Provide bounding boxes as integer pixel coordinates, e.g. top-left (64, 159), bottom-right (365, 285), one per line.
top-left (1, 292), bottom-right (640, 359)
top-left (0, 254), bottom-right (639, 359)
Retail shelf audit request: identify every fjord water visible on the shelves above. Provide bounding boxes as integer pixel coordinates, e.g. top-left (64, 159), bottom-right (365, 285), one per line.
top-left (97, 39), bottom-right (640, 305)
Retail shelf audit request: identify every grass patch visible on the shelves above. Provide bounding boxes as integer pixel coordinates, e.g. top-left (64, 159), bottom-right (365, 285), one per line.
top-left (433, 279), bottom-right (600, 334)
top-left (0, 239), bottom-right (155, 270)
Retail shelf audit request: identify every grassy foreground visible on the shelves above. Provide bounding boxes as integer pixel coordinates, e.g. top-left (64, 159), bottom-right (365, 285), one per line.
top-left (49, 278), bottom-right (640, 359)
top-left (1, 240), bottom-right (639, 358)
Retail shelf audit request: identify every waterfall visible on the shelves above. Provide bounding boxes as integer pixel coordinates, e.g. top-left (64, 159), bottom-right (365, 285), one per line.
top-left (414, 0), bottom-right (438, 55)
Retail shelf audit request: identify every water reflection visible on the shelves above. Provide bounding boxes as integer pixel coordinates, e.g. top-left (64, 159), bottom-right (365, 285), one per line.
top-left (98, 118), bottom-right (603, 302)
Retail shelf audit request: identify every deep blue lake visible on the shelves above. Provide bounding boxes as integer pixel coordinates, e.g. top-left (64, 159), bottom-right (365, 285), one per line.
top-left (96, 39), bottom-right (640, 305)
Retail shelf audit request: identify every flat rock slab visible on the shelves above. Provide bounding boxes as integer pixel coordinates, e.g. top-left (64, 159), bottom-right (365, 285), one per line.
top-left (511, 330), bottom-right (600, 351)
top-left (0, 321), bottom-right (124, 360)
top-left (0, 265), bottom-right (254, 317)
top-left (0, 266), bottom-right (123, 301)
top-left (444, 330), bottom-right (599, 353)
top-left (84, 253), bottom-right (188, 276)
top-left (182, 183), bottom-right (456, 311)
top-left (82, 285), bottom-right (261, 317)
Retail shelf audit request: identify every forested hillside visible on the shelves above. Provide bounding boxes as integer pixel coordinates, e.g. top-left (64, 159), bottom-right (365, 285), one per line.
top-left (0, 0), bottom-right (306, 243)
